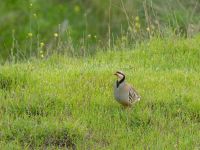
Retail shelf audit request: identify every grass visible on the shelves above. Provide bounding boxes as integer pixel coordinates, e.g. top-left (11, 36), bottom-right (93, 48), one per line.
top-left (1, 0), bottom-right (200, 60)
top-left (0, 37), bottom-right (200, 149)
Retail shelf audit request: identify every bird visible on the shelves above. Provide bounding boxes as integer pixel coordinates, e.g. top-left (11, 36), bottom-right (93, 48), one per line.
top-left (113, 71), bottom-right (141, 107)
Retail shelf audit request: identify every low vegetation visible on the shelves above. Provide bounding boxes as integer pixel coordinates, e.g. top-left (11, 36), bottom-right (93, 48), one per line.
top-left (0, 37), bottom-right (200, 149)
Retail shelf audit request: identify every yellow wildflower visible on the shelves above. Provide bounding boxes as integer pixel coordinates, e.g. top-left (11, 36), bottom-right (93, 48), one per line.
top-left (54, 33), bottom-right (58, 37)
top-left (40, 42), bottom-right (45, 48)
top-left (88, 34), bottom-right (91, 38)
top-left (28, 32), bottom-right (33, 37)
top-left (135, 16), bottom-right (140, 22)
top-left (74, 5), bottom-right (80, 13)
top-left (135, 22), bottom-right (140, 29)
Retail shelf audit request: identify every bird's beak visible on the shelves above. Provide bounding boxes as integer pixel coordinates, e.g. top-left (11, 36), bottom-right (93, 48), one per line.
top-left (114, 73), bottom-right (117, 76)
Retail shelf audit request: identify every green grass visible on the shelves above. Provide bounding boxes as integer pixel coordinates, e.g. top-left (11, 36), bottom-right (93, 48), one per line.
top-left (1, 0), bottom-right (200, 60)
top-left (0, 37), bottom-right (200, 149)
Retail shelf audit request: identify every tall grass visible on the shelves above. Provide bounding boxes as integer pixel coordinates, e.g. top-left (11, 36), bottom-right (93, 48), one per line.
top-left (1, 0), bottom-right (200, 60)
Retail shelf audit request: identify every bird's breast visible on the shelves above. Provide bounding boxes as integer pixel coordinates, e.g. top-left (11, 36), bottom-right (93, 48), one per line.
top-left (114, 86), bottom-right (128, 102)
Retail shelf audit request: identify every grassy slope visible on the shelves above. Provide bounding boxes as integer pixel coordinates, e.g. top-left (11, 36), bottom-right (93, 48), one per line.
top-left (0, 37), bottom-right (200, 149)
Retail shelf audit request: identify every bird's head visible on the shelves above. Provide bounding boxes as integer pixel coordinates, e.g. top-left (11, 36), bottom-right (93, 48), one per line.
top-left (114, 71), bottom-right (125, 81)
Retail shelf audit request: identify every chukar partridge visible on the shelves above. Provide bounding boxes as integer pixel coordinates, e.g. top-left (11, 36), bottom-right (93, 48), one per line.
top-left (114, 71), bottom-right (141, 107)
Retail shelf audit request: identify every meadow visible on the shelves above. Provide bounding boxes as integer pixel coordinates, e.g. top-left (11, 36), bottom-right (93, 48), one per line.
top-left (0, 37), bottom-right (200, 149)
top-left (1, 0), bottom-right (200, 149)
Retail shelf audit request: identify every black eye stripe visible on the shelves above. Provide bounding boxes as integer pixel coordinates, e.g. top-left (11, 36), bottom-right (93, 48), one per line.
top-left (116, 71), bottom-right (125, 88)
top-left (116, 71), bottom-right (125, 76)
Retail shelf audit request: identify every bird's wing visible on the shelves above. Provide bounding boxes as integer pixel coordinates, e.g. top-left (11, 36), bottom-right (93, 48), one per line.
top-left (126, 84), bottom-right (141, 103)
